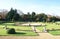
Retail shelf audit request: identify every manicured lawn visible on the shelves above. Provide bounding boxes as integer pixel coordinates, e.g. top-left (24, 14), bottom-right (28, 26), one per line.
top-left (36, 22), bottom-right (60, 35)
top-left (0, 29), bottom-right (37, 36)
top-left (0, 22), bottom-right (60, 36)
top-left (36, 22), bottom-right (60, 30)
top-left (0, 23), bottom-right (32, 30)
top-left (48, 30), bottom-right (60, 35)
top-left (36, 27), bottom-right (43, 32)
top-left (0, 22), bottom-right (37, 36)
top-left (45, 23), bottom-right (60, 29)
top-left (0, 29), bottom-right (7, 35)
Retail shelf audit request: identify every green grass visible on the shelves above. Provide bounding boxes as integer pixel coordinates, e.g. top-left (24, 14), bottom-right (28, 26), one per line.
top-left (36, 27), bottom-right (43, 32)
top-left (13, 31), bottom-right (37, 36)
top-left (0, 23), bottom-right (32, 30)
top-left (48, 30), bottom-right (60, 35)
top-left (37, 22), bottom-right (60, 30)
top-left (45, 23), bottom-right (60, 29)
top-left (0, 22), bottom-right (60, 36)
top-left (0, 29), bottom-right (8, 35)
top-left (0, 22), bottom-right (37, 36)
top-left (36, 22), bottom-right (60, 35)
top-left (0, 29), bottom-right (37, 36)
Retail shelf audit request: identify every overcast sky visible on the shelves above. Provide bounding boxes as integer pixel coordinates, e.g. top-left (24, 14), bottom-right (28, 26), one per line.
top-left (0, 0), bottom-right (60, 16)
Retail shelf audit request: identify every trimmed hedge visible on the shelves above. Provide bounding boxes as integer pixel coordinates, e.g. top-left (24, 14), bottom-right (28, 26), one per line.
top-left (7, 28), bottom-right (16, 34)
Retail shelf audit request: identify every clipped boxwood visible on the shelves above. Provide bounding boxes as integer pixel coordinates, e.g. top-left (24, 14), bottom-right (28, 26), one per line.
top-left (7, 28), bottom-right (16, 34)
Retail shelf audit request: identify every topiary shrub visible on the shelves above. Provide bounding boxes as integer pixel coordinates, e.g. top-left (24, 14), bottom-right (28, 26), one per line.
top-left (7, 28), bottom-right (16, 34)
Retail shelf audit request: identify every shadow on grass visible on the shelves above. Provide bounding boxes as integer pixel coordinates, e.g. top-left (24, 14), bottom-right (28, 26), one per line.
top-left (7, 32), bottom-right (26, 36)
top-left (16, 32), bottom-right (26, 34)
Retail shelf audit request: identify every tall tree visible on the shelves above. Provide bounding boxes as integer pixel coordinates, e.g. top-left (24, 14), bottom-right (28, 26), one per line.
top-left (12, 9), bottom-right (21, 21)
top-left (22, 14), bottom-right (28, 21)
top-left (27, 12), bottom-right (31, 21)
top-left (31, 12), bottom-right (36, 21)
top-left (6, 8), bottom-right (21, 21)
top-left (36, 13), bottom-right (47, 22)
top-left (6, 8), bottom-right (15, 21)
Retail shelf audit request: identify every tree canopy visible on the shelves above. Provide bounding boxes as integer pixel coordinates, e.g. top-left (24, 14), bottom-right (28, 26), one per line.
top-left (2, 8), bottom-right (60, 22)
top-left (5, 8), bottom-right (21, 21)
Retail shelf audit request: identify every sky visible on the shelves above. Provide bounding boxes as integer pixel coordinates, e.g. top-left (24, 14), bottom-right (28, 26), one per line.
top-left (0, 0), bottom-right (60, 16)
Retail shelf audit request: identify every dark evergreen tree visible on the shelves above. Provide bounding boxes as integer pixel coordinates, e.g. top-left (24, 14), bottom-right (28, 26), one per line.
top-left (31, 12), bottom-right (36, 21)
top-left (6, 8), bottom-right (21, 21)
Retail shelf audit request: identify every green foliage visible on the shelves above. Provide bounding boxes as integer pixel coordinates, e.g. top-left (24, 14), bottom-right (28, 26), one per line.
top-left (6, 8), bottom-right (21, 21)
top-left (36, 13), bottom-right (47, 22)
top-left (31, 12), bottom-right (36, 21)
top-left (7, 28), bottom-right (16, 34)
top-left (6, 8), bottom-right (15, 21)
top-left (5, 8), bottom-right (60, 22)
top-left (13, 13), bottom-right (20, 21)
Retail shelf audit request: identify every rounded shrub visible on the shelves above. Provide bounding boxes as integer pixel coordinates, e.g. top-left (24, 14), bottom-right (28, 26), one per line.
top-left (7, 28), bottom-right (16, 34)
